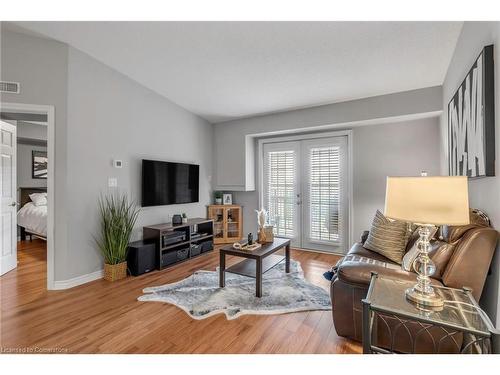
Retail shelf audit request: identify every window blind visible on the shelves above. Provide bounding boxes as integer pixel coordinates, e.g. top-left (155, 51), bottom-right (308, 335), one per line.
top-left (309, 146), bottom-right (341, 243)
top-left (266, 150), bottom-right (297, 238)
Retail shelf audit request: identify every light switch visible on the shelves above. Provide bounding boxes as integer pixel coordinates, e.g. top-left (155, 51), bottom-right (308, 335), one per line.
top-left (108, 177), bottom-right (118, 187)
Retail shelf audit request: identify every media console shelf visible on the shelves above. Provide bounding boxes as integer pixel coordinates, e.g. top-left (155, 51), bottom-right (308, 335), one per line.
top-left (143, 218), bottom-right (214, 270)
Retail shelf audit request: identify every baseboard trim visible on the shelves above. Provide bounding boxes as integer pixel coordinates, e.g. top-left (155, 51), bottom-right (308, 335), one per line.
top-left (53, 269), bottom-right (103, 290)
top-left (292, 247), bottom-right (346, 257)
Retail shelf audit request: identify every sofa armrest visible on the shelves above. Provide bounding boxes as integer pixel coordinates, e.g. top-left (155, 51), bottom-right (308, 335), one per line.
top-left (442, 227), bottom-right (498, 300)
top-left (337, 257), bottom-right (443, 288)
top-left (360, 230), bottom-right (369, 244)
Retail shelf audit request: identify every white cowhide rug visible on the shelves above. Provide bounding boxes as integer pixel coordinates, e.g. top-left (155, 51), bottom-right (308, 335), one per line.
top-left (138, 259), bottom-right (331, 320)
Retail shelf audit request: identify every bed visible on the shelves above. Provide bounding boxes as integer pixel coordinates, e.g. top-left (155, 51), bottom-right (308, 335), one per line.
top-left (17, 187), bottom-right (47, 241)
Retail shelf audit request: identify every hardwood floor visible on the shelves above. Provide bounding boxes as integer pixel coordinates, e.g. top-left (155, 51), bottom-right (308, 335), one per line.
top-left (0, 239), bottom-right (361, 354)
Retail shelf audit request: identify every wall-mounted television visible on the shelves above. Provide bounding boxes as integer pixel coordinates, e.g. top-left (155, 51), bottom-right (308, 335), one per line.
top-left (141, 159), bottom-right (199, 207)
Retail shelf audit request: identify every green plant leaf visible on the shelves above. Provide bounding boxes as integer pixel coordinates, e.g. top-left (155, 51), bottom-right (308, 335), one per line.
top-left (95, 193), bottom-right (140, 265)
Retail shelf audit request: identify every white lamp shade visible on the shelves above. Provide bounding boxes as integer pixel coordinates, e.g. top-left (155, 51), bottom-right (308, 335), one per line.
top-left (384, 176), bottom-right (469, 226)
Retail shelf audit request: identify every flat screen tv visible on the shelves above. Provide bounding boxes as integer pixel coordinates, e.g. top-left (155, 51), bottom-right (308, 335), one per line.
top-left (141, 159), bottom-right (199, 207)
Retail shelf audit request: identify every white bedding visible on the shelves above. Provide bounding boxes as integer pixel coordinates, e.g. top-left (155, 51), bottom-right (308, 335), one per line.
top-left (17, 202), bottom-right (47, 237)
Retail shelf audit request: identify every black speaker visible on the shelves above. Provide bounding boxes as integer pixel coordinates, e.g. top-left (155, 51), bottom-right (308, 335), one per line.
top-left (127, 240), bottom-right (157, 276)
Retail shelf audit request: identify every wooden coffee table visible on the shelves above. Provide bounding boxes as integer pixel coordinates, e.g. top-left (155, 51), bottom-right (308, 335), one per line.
top-left (219, 237), bottom-right (291, 297)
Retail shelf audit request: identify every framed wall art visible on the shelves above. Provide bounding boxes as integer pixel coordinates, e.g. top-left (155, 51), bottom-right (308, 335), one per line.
top-left (32, 150), bottom-right (48, 179)
top-left (448, 44), bottom-right (495, 177)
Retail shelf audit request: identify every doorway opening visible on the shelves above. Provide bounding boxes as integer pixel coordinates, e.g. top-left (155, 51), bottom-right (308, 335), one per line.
top-left (259, 131), bottom-right (352, 254)
top-left (0, 103), bottom-right (55, 289)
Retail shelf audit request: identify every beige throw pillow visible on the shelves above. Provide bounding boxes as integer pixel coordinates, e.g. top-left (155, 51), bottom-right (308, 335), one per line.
top-left (364, 210), bottom-right (410, 264)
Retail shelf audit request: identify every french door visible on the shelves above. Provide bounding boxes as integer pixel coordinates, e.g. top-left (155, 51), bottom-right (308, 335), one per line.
top-left (262, 136), bottom-right (348, 253)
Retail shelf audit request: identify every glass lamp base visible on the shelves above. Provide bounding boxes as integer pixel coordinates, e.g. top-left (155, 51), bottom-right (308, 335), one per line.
top-left (405, 287), bottom-right (444, 308)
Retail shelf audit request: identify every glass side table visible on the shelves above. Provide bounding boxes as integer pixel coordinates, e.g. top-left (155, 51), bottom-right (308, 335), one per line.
top-left (362, 272), bottom-right (498, 354)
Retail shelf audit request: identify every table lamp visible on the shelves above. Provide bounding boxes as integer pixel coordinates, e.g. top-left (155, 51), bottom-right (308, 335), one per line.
top-left (384, 175), bottom-right (469, 308)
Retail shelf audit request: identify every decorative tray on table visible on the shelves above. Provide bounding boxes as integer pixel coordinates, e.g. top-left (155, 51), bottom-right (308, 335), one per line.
top-left (232, 242), bottom-right (262, 251)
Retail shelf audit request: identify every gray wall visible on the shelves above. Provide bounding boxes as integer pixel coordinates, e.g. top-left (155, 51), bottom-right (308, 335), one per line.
top-left (1, 27), bottom-right (70, 282)
top-left (1, 27), bottom-right (213, 282)
top-left (214, 86), bottom-right (443, 191)
top-left (351, 118), bottom-right (441, 238)
top-left (215, 85), bottom-right (444, 244)
top-left (17, 143), bottom-right (47, 189)
top-left (232, 117), bottom-right (441, 244)
top-left (17, 121), bottom-right (48, 141)
top-left (64, 47), bottom-right (213, 280)
top-left (440, 21), bottom-right (500, 329)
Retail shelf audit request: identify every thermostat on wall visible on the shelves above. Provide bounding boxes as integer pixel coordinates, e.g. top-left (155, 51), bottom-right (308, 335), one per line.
top-left (113, 160), bottom-right (123, 168)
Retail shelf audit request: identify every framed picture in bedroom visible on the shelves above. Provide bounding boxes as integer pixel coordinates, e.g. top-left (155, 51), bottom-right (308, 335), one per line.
top-left (32, 150), bottom-right (48, 179)
top-left (448, 44), bottom-right (495, 177)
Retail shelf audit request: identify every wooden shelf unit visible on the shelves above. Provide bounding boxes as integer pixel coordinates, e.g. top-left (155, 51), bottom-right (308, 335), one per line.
top-left (143, 218), bottom-right (214, 270)
top-left (207, 205), bottom-right (242, 244)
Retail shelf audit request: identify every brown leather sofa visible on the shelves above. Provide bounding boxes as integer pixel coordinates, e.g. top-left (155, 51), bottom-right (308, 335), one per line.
top-left (330, 210), bottom-right (498, 353)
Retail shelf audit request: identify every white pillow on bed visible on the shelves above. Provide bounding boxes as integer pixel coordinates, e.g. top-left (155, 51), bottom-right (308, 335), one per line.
top-left (29, 192), bottom-right (47, 206)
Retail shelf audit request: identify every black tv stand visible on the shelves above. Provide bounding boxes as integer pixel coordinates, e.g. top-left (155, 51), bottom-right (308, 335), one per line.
top-left (143, 218), bottom-right (214, 270)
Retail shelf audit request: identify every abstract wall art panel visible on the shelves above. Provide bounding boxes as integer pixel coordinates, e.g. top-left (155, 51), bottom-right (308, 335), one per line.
top-left (448, 45), bottom-right (495, 177)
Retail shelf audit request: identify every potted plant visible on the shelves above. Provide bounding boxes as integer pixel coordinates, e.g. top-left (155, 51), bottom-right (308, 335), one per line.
top-left (214, 191), bottom-right (223, 205)
top-left (96, 193), bottom-right (140, 282)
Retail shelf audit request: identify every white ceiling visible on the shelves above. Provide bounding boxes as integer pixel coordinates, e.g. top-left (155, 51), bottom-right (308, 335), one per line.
top-left (10, 22), bottom-right (462, 123)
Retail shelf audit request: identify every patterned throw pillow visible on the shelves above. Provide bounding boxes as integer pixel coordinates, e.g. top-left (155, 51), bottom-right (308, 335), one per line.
top-left (364, 210), bottom-right (411, 264)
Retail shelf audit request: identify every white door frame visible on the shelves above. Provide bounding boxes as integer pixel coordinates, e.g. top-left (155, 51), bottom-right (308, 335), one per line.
top-left (0, 102), bottom-right (55, 290)
top-left (258, 130), bottom-right (353, 253)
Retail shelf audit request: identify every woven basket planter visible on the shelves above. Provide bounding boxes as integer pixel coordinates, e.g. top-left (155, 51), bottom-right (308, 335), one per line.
top-left (104, 261), bottom-right (127, 282)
